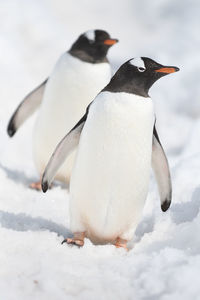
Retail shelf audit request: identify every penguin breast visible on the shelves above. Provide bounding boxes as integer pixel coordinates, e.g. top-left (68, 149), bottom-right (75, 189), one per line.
top-left (33, 53), bottom-right (111, 179)
top-left (70, 91), bottom-right (155, 241)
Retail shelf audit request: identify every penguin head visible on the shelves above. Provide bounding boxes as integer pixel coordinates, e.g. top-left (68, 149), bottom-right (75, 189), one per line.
top-left (104, 57), bottom-right (179, 97)
top-left (69, 30), bottom-right (118, 63)
top-left (129, 57), bottom-right (179, 82)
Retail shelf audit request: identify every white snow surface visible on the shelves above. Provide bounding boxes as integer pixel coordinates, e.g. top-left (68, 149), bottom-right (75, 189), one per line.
top-left (1, 0), bottom-right (200, 299)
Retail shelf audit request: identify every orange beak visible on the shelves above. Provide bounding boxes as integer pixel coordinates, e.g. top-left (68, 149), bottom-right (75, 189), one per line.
top-left (155, 67), bottom-right (179, 74)
top-left (104, 39), bottom-right (118, 45)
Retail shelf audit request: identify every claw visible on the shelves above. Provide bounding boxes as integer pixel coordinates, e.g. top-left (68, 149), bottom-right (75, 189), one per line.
top-left (61, 239), bottom-right (67, 245)
top-left (61, 238), bottom-right (84, 247)
top-left (61, 232), bottom-right (85, 247)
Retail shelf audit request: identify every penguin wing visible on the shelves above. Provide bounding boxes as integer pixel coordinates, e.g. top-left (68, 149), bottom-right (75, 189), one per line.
top-left (152, 125), bottom-right (172, 211)
top-left (41, 108), bottom-right (89, 192)
top-left (7, 78), bottom-right (48, 137)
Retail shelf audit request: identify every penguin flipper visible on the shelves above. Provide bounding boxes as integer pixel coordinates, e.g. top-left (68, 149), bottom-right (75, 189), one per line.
top-left (7, 78), bottom-right (48, 137)
top-left (152, 125), bottom-right (172, 212)
top-left (41, 110), bottom-right (89, 193)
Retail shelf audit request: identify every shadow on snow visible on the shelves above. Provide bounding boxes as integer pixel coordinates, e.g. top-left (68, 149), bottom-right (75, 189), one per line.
top-left (0, 210), bottom-right (71, 238)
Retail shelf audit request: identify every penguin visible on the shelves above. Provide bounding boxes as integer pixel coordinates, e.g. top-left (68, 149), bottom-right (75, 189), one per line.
top-left (41, 57), bottom-right (179, 249)
top-left (7, 29), bottom-right (118, 190)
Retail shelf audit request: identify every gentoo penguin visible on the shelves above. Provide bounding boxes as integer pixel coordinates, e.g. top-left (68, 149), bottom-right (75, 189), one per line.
top-left (42, 57), bottom-right (179, 249)
top-left (7, 29), bottom-right (118, 190)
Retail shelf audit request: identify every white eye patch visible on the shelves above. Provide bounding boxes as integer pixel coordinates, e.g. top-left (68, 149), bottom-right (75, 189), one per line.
top-left (85, 30), bottom-right (95, 42)
top-left (130, 57), bottom-right (146, 70)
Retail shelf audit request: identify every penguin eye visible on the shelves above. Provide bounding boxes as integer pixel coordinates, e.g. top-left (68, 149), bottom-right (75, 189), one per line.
top-left (137, 67), bottom-right (146, 72)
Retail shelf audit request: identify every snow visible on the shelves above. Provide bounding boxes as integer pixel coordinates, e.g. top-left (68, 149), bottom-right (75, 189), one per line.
top-left (1, 0), bottom-right (200, 299)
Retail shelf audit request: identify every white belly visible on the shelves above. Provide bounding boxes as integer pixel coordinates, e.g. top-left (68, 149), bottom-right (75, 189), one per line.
top-left (33, 53), bottom-right (111, 182)
top-left (70, 92), bottom-right (155, 243)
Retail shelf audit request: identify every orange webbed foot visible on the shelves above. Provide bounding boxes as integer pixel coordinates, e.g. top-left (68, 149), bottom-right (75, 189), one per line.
top-left (62, 232), bottom-right (85, 247)
top-left (115, 237), bottom-right (129, 251)
top-left (29, 181), bottom-right (42, 191)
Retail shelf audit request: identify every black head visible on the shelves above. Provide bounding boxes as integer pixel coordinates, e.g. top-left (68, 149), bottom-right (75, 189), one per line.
top-left (104, 57), bottom-right (179, 97)
top-left (69, 29), bottom-right (118, 64)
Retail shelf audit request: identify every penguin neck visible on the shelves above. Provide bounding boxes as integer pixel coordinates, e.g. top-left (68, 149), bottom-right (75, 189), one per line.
top-left (68, 47), bottom-right (109, 64)
top-left (103, 75), bottom-right (151, 98)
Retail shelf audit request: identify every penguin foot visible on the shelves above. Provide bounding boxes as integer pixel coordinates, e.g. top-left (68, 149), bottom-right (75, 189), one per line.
top-left (62, 232), bottom-right (85, 247)
top-left (29, 181), bottom-right (42, 191)
top-left (30, 180), bottom-right (53, 191)
top-left (115, 237), bottom-right (128, 251)
top-left (62, 238), bottom-right (84, 247)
